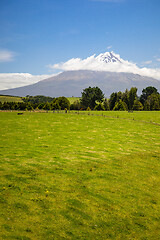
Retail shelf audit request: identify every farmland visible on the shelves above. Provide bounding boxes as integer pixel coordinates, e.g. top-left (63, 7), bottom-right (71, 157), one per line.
top-left (0, 111), bottom-right (160, 239)
top-left (0, 95), bottom-right (23, 103)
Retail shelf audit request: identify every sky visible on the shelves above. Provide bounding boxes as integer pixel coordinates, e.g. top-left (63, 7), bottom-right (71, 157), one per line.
top-left (0, 0), bottom-right (160, 90)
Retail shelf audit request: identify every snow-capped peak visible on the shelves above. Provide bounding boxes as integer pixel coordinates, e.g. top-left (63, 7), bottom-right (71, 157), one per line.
top-left (50, 51), bottom-right (160, 80)
top-left (96, 51), bottom-right (122, 63)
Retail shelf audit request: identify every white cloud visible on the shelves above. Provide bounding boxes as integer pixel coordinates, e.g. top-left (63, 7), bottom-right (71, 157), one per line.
top-left (49, 51), bottom-right (160, 80)
top-left (0, 49), bottom-right (15, 62)
top-left (107, 45), bottom-right (112, 50)
top-left (0, 73), bottom-right (56, 90)
top-left (142, 60), bottom-right (152, 65)
top-left (157, 58), bottom-right (160, 62)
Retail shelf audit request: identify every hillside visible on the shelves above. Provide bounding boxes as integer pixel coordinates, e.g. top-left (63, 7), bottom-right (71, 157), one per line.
top-left (0, 95), bottom-right (23, 103)
top-left (0, 70), bottom-right (160, 98)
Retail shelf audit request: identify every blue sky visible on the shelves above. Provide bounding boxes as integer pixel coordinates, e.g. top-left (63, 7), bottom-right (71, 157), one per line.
top-left (0, 0), bottom-right (160, 89)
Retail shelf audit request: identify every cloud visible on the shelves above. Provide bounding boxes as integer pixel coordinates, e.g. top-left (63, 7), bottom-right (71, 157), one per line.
top-left (0, 49), bottom-right (15, 62)
top-left (49, 51), bottom-right (160, 80)
top-left (0, 73), bottom-right (56, 90)
top-left (157, 58), bottom-right (160, 62)
top-left (142, 60), bottom-right (152, 65)
top-left (107, 45), bottom-right (112, 50)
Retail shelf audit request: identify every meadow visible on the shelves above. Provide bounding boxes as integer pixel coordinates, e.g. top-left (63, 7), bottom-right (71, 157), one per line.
top-left (0, 111), bottom-right (160, 239)
top-left (0, 95), bottom-right (23, 103)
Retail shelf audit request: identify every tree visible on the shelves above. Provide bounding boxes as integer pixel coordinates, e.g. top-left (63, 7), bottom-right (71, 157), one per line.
top-left (144, 101), bottom-right (150, 111)
top-left (2, 102), bottom-right (10, 110)
top-left (23, 95), bottom-right (54, 104)
top-left (133, 100), bottom-right (143, 111)
top-left (37, 103), bottom-right (45, 109)
top-left (94, 103), bottom-right (105, 111)
top-left (128, 87), bottom-right (137, 110)
top-left (26, 102), bottom-right (33, 111)
top-left (51, 101), bottom-right (61, 110)
top-left (146, 93), bottom-right (160, 110)
top-left (117, 91), bottom-right (123, 101)
top-left (113, 100), bottom-right (127, 111)
top-left (140, 86), bottom-right (158, 105)
top-left (70, 100), bottom-right (82, 110)
top-left (103, 99), bottom-right (110, 110)
top-left (43, 102), bottom-right (51, 110)
top-left (81, 86), bottom-right (104, 110)
top-left (18, 102), bottom-right (27, 110)
top-left (52, 97), bottom-right (70, 110)
top-left (122, 89), bottom-right (129, 109)
top-left (109, 92), bottom-right (117, 110)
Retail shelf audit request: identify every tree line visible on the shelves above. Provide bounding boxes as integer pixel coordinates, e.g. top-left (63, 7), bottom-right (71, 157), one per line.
top-left (0, 96), bottom-right (70, 111)
top-left (71, 86), bottom-right (160, 111)
top-left (0, 86), bottom-right (160, 111)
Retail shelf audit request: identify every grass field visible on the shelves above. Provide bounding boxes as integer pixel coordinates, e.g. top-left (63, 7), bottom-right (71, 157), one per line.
top-left (0, 111), bottom-right (160, 239)
top-left (0, 95), bottom-right (23, 103)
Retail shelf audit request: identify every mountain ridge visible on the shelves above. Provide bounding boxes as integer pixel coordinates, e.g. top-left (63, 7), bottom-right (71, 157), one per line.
top-left (0, 70), bottom-right (160, 98)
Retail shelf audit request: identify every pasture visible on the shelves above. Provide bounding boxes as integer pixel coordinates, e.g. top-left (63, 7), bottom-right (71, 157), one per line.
top-left (0, 111), bottom-right (160, 239)
top-left (0, 95), bottom-right (23, 103)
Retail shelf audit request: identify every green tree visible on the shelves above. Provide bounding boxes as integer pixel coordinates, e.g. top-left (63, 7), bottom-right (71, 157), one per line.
top-left (52, 97), bottom-right (70, 110)
top-left (117, 91), bottom-right (123, 101)
top-left (103, 99), bottom-right (110, 111)
top-left (37, 103), bottom-right (45, 109)
top-left (128, 87), bottom-right (137, 110)
top-left (144, 101), bottom-right (150, 111)
top-left (43, 102), bottom-right (51, 110)
top-left (109, 92), bottom-right (117, 110)
top-left (2, 102), bottom-right (10, 110)
top-left (146, 93), bottom-right (160, 110)
top-left (18, 102), bottom-right (27, 110)
top-left (122, 89), bottom-right (129, 109)
top-left (133, 100), bottom-right (143, 111)
top-left (81, 86), bottom-right (104, 110)
top-left (51, 101), bottom-right (61, 110)
top-left (23, 95), bottom-right (54, 104)
top-left (113, 100), bottom-right (127, 111)
top-left (94, 103), bottom-right (105, 111)
top-left (26, 102), bottom-right (33, 111)
top-left (70, 100), bottom-right (82, 110)
top-left (140, 86), bottom-right (158, 105)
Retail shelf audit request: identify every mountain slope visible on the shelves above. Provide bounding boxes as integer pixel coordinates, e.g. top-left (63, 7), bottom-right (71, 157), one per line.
top-left (0, 70), bottom-right (160, 97)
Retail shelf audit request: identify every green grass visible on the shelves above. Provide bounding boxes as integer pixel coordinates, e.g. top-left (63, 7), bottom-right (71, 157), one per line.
top-left (0, 95), bottom-right (23, 103)
top-left (0, 111), bottom-right (160, 239)
top-left (72, 110), bottom-right (160, 125)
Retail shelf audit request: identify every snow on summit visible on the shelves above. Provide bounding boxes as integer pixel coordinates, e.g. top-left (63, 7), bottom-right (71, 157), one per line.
top-left (97, 52), bottom-right (122, 63)
top-left (50, 51), bottom-right (160, 80)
